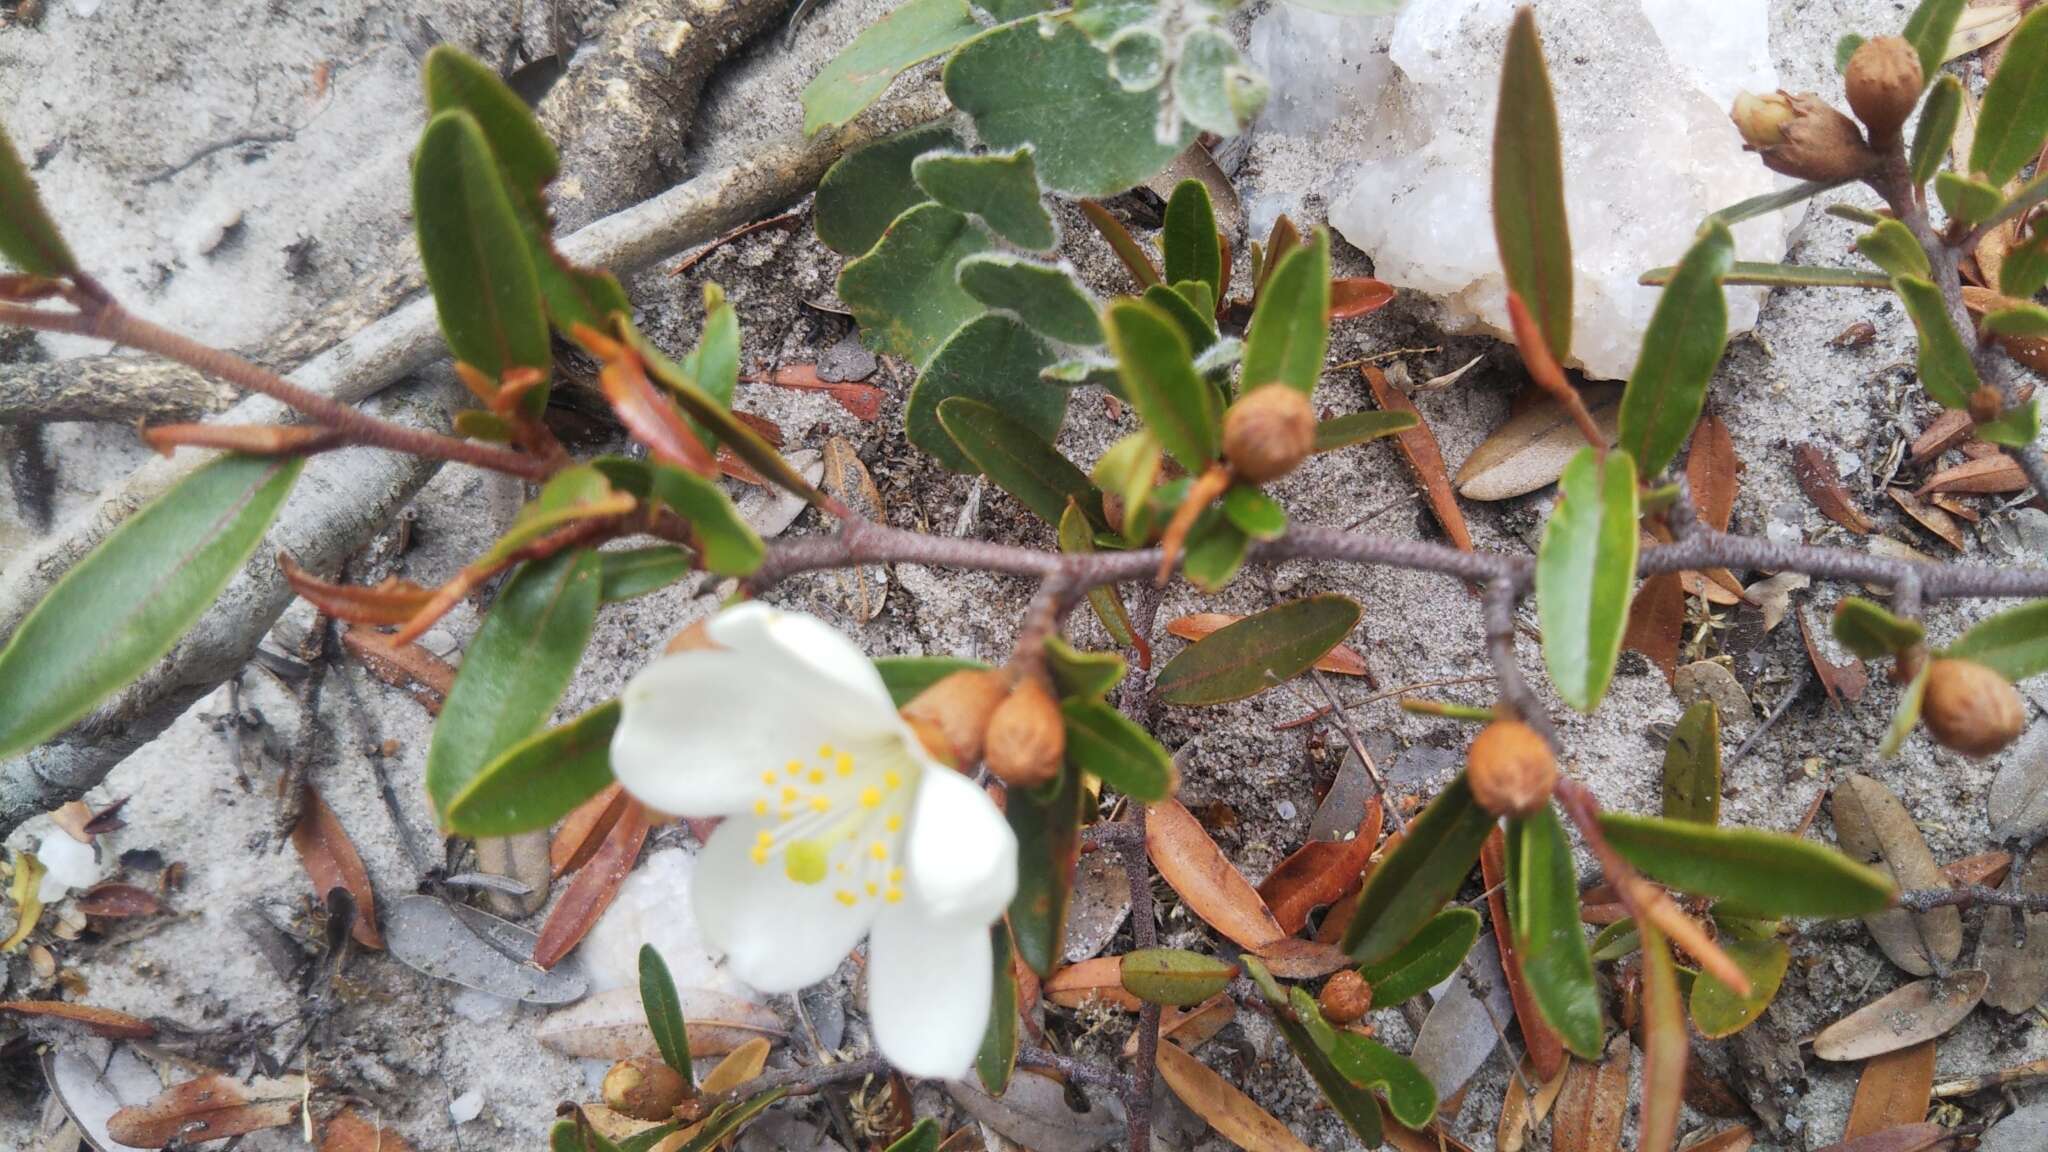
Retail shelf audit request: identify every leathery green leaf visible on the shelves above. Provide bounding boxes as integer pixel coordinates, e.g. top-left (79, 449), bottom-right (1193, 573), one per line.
top-left (412, 110), bottom-right (551, 388)
top-left (977, 923), bottom-right (1018, 1096)
top-left (1661, 700), bottom-right (1722, 825)
top-left (1242, 230), bottom-right (1331, 396)
top-left (1162, 179), bottom-right (1223, 302)
top-left (1536, 447), bottom-right (1640, 713)
top-left (815, 122), bottom-right (961, 258)
top-left (1619, 221), bottom-right (1734, 477)
top-left (1974, 399), bottom-right (2040, 449)
top-left (911, 313), bottom-right (1064, 473)
top-left (913, 146), bottom-right (1056, 252)
top-left (2005, 223), bottom-right (2048, 298)
top-left (1342, 772), bottom-right (1498, 965)
top-left (874, 655), bottom-right (991, 708)
top-left (885, 1119), bottom-right (941, 1152)
top-left (1044, 637), bottom-right (1125, 700)
top-left (1180, 511), bottom-right (1249, 593)
top-left (681, 283), bottom-right (741, 428)
top-left (1155, 594), bottom-right (1362, 706)
top-left (442, 700), bottom-right (619, 837)
top-left (590, 457), bottom-right (762, 577)
top-left (596, 546), bottom-right (691, 603)
top-left (1105, 298), bottom-right (1220, 470)
top-left (1597, 811), bottom-right (1897, 917)
top-left (801, 0), bottom-right (982, 137)
top-left (1640, 261), bottom-right (1889, 289)
top-left (1121, 948), bottom-right (1237, 1006)
top-left (838, 202), bottom-right (991, 366)
top-left (1831, 595), bottom-right (1927, 658)
top-left (0, 119), bottom-right (77, 277)
top-left (1059, 500), bottom-right (1137, 648)
top-left (1637, 920), bottom-right (1687, 1152)
top-left (1320, 1018), bottom-right (1438, 1129)
top-left (957, 253), bottom-right (1103, 346)
top-left (1689, 935), bottom-right (1790, 1038)
top-left (1911, 76), bottom-right (1963, 189)
top-left (1985, 302), bottom-right (2048, 339)
top-left (1007, 763), bottom-right (1084, 976)
top-left (1947, 600), bottom-right (2048, 681)
top-left (1355, 906), bottom-right (1481, 1007)
top-left (939, 396), bottom-right (1096, 527)
top-left (1968, 5), bottom-right (2048, 187)
top-left (1492, 6), bottom-right (1573, 362)
top-left (1895, 275), bottom-right (1982, 409)
top-left (1241, 957), bottom-right (1385, 1148)
top-left (1903, 0), bottom-right (1966, 81)
top-left (425, 550), bottom-right (601, 822)
top-left (1222, 485), bottom-right (1287, 541)
top-left (1314, 410), bottom-right (1419, 453)
top-left (1507, 807), bottom-right (1604, 1059)
top-left (1880, 659), bottom-right (1931, 759)
top-left (1060, 697), bottom-right (1173, 802)
top-left (0, 455), bottom-right (301, 758)
top-left (638, 941), bottom-right (693, 1079)
top-left (1140, 282), bottom-right (1217, 351)
top-left (1935, 172), bottom-right (2005, 227)
top-left (1858, 219), bottom-right (1932, 278)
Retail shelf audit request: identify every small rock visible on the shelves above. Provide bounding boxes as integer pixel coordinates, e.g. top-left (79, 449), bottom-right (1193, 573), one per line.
top-left (1983, 508), bottom-right (2048, 562)
top-left (1675, 661), bottom-right (1752, 727)
top-left (35, 832), bottom-right (100, 903)
top-left (449, 1089), bottom-right (484, 1124)
top-left (1276, 799), bottom-right (1298, 820)
top-left (816, 333), bottom-right (877, 383)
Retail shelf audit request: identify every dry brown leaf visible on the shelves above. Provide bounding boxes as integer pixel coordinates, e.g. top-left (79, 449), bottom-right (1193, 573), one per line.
top-left (1454, 388), bottom-right (1622, 501)
top-left (1687, 408), bottom-right (1741, 531)
top-left (291, 784), bottom-right (384, 950)
top-left (1813, 1123), bottom-right (1948, 1152)
top-left (656, 1039), bottom-right (774, 1151)
top-left (107, 1073), bottom-right (306, 1148)
top-left (1946, 3), bottom-right (2023, 62)
top-left (50, 801), bottom-right (94, 843)
top-left (1844, 1041), bottom-right (1935, 1140)
top-left (534, 802), bottom-right (651, 969)
top-left (1813, 971), bottom-right (1989, 1061)
top-left (821, 437), bottom-right (887, 621)
top-left (1497, 1056), bottom-right (1569, 1152)
top-left (1043, 955), bottom-right (1142, 1011)
top-left (1909, 410), bottom-right (1974, 465)
top-left (339, 627), bottom-right (455, 714)
top-left (1482, 831), bottom-right (1566, 1082)
top-left (1252, 938), bottom-right (1353, 979)
top-left (752, 364), bottom-right (885, 422)
top-left (1920, 453), bottom-right (2028, 496)
top-left (0, 999), bottom-right (155, 1038)
top-left (1167, 614), bottom-right (1370, 678)
top-left (1886, 488), bottom-right (1966, 550)
top-left (1944, 850), bottom-right (2013, 888)
top-left (1383, 1114), bottom-right (1479, 1152)
top-left (1798, 609), bottom-right (1869, 707)
top-left (1832, 775), bottom-right (1961, 976)
top-left (1365, 365), bottom-right (1473, 551)
top-left (551, 783), bottom-right (629, 877)
top-left (1623, 572), bottom-right (1686, 682)
top-left (74, 883), bottom-right (160, 919)
top-left (1126, 992), bottom-right (1237, 1057)
top-left (82, 797), bottom-right (130, 837)
top-left (1678, 1128), bottom-right (1754, 1152)
top-left (1554, 1036), bottom-right (1631, 1152)
top-left (1978, 846), bottom-right (2048, 1013)
top-left (1965, 286), bottom-right (2048, 375)
top-left (1679, 570), bottom-right (1746, 606)
top-left (1146, 798), bottom-right (1286, 951)
top-left (1154, 1039), bottom-right (1317, 1152)
top-left (536, 986), bottom-right (784, 1060)
top-left (1255, 803), bottom-right (1383, 935)
top-left (322, 1108), bottom-right (416, 1152)
top-left (1928, 493), bottom-right (1980, 522)
top-left (1793, 443), bottom-right (1875, 534)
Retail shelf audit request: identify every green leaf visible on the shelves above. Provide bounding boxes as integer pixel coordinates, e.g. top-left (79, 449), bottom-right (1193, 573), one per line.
top-left (442, 700), bottom-right (619, 836)
top-left (1705, 179), bottom-right (1850, 227)
top-left (1597, 812), bottom-right (1898, 917)
top-left (1342, 772), bottom-right (1497, 965)
top-left (594, 458), bottom-right (764, 577)
top-left (0, 455), bottom-right (301, 758)
top-left (1947, 600), bottom-right (2048, 680)
top-left (1688, 935), bottom-right (1790, 1038)
top-left (838, 202), bottom-right (992, 367)
top-left (1857, 219), bottom-right (1933, 279)
top-left (681, 282), bottom-right (741, 428)
top-left (801, 0), bottom-right (982, 137)
top-left (1911, 76), bottom-right (1964, 189)
top-left (1173, 24), bottom-right (1266, 137)
top-left (942, 17), bottom-right (1194, 198)
top-left (1180, 512), bottom-right (1249, 593)
top-left (977, 924), bottom-right (1018, 1097)
top-left (677, 1089), bottom-right (788, 1152)
top-left (1832, 596), bottom-right (1928, 658)
top-left (1619, 221), bottom-right (1734, 477)
top-left (0, 120), bottom-right (77, 277)
top-left (1121, 948), bottom-right (1237, 1006)
top-left (1641, 261), bottom-right (1890, 290)
top-left (1492, 6), bottom-right (1573, 361)
top-left (1240, 958), bottom-right (1385, 1148)
top-left (1155, 594), bottom-right (1362, 706)
top-left (1660, 700), bottom-right (1722, 825)
top-left (1320, 1018), bottom-right (1439, 1129)
top-left (1903, 0), bottom-right (1966, 80)
top-left (1975, 398), bottom-right (2040, 449)
top-left (911, 313), bottom-right (1064, 473)
top-left (596, 546), bottom-right (691, 603)
top-left (1590, 919), bottom-right (1641, 962)
top-left (1222, 485), bottom-right (1287, 541)
top-left (1105, 298), bottom-right (1219, 471)
top-left (1536, 447), bottom-right (1640, 713)
top-left (1355, 906), bottom-right (1481, 1007)
top-left (1162, 179), bottom-right (1223, 302)
top-left (1045, 637), bottom-right (1126, 700)
top-left (1060, 697), bottom-right (1173, 802)
top-left (638, 942), bottom-right (693, 1079)
top-left (1313, 410), bottom-right (1419, 453)
top-left (412, 110), bottom-right (551, 388)
top-left (884, 1120), bottom-right (941, 1152)
top-left (1007, 765), bottom-right (1084, 976)
top-left (874, 655), bottom-right (992, 708)
top-left (939, 396), bottom-right (1096, 526)
top-left (1835, 33), bottom-right (1868, 73)
top-left (475, 466), bottom-right (627, 570)
top-left (957, 253), bottom-right (1103, 346)
top-left (815, 122), bottom-right (961, 258)
top-left (619, 327), bottom-right (820, 507)
top-left (424, 550), bottom-right (601, 821)
top-left (616, 1124), bottom-right (678, 1152)
top-left (1058, 500), bottom-right (1138, 647)
top-left (913, 146), bottom-right (1057, 252)
top-left (1936, 171), bottom-right (2005, 227)
top-left (1880, 659), bottom-right (1932, 759)
top-left (1968, 5), bottom-right (2048, 186)
top-left (2005, 222), bottom-right (2048, 298)
top-left (1242, 230), bottom-right (1332, 396)
top-left (1986, 302), bottom-right (2048, 339)
top-left (1507, 806), bottom-right (1604, 1059)
top-left (1143, 283), bottom-right (1219, 352)
top-left (1092, 431), bottom-right (1161, 542)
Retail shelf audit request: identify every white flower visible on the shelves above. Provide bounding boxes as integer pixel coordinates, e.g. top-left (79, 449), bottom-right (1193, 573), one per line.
top-left (610, 603), bottom-right (1019, 1079)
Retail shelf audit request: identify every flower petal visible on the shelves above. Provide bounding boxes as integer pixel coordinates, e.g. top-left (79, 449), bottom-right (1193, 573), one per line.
top-left (708, 603), bottom-right (896, 720)
top-left (903, 764), bottom-right (1017, 924)
top-left (694, 816), bottom-right (877, 992)
top-left (868, 897), bottom-right (994, 1079)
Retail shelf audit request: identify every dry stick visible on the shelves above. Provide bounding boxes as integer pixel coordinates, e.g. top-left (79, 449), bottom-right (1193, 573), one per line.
top-left (1898, 884), bottom-right (2048, 913)
top-left (1120, 804), bottom-right (1161, 1152)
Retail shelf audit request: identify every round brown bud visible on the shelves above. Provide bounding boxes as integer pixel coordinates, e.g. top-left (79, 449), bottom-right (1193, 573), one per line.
top-left (985, 677), bottom-right (1066, 789)
top-left (1732, 91), bottom-right (1878, 183)
top-left (1466, 720), bottom-right (1558, 818)
top-left (1319, 969), bottom-right (1373, 1025)
top-left (900, 669), bottom-right (1011, 767)
top-left (602, 1057), bottom-right (688, 1122)
top-left (1845, 37), bottom-right (1923, 141)
top-left (1222, 384), bottom-right (1316, 485)
top-left (1970, 385), bottom-right (2006, 425)
top-left (1923, 658), bottom-right (2026, 757)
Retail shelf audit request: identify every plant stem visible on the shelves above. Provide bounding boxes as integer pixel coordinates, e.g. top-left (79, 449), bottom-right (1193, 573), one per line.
top-left (1898, 884), bottom-right (2048, 913)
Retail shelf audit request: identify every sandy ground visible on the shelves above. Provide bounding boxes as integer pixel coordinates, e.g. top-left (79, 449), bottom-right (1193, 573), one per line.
top-left (5, 0), bottom-right (2047, 1149)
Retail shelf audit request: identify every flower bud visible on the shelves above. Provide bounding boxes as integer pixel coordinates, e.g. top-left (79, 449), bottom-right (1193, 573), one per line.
top-left (1844, 37), bottom-right (1923, 141)
top-left (1923, 658), bottom-right (2026, 757)
top-left (1466, 720), bottom-right (1557, 818)
top-left (984, 677), bottom-right (1066, 789)
top-left (900, 669), bottom-right (1011, 767)
top-left (1222, 384), bottom-right (1316, 484)
top-left (1731, 91), bottom-right (1877, 183)
top-left (1319, 969), bottom-right (1373, 1025)
top-left (602, 1057), bottom-right (687, 1122)
top-left (1730, 91), bottom-right (1796, 148)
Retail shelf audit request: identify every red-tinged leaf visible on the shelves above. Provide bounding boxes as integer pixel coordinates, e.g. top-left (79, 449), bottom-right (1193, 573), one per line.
top-left (142, 423), bottom-right (344, 458)
top-left (1920, 453), bottom-right (2028, 495)
top-left (338, 627), bottom-right (456, 713)
top-left (107, 1073), bottom-right (306, 1148)
top-left (1844, 1041), bottom-right (1935, 1140)
top-left (534, 802), bottom-right (650, 968)
top-left (1638, 923), bottom-right (1687, 1152)
top-left (1154, 1040), bottom-right (1318, 1152)
top-left (592, 338), bottom-right (718, 474)
top-left (282, 554), bottom-right (435, 627)
top-left (1623, 572), bottom-right (1686, 682)
top-left (1679, 1129), bottom-right (1754, 1152)
top-left (1909, 409), bottom-right (1974, 464)
top-left (1257, 802), bottom-right (1384, 936)
top-left (1798, 608), bottom-right (1869, 707)
top-left (291, 784), bottom-right (385, 950)
top-left (1252, 937), bottom-right (1354, 979)
top-left (1493, 6), bottom-right (1573, 363)
top-left (1044, 955), bottom-right (1143, 1011)
top-left (1166, 613), bottom-right (1370, 678)
top-left (1792, 443), bottom-right (1875, 534)
top-left (1363, 364), bottom-right (1473, 552)
top-left (321, 1108), bottom-right (417, 1152)
top-left (1554, 1035), bottom-right (1631, 1152)
top-left (1943, 850), bottom-right (2012, 887)
top-left (552, 782), bottom-right (630, 876)
top-left (1886, 487), bottom-right (1967, 550)
top-left (1482, 831), bottom-right (1566, 1082)
top-left (1505, 292), bottom-right (1604, 450)
top-left (1686, 407), bottom-right (1740, 532)
top-left (0, 999), bottom-right (155, 1038)
top-left (1146, 798), bottom-right (1287, 951)
top-left (752, 363), bottom-right (886, 423)
top-left (74, 883), bottom-right (160, 919)
top-left (1329, 278), bottom-right (1396, 320)
top-left (1080, 200), bottom-right (1161, 288)
top-left (1814, 1123), bottom-right (1948, 1152)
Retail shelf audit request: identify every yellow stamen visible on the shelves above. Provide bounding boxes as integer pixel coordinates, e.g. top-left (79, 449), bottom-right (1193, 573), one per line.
top-left (760, 771), bottom-right (777, 786)
top-left (808, 769), bottom-right (826, 785)
top-left (750, 846), bottom-right (770, 866)
top-left (781, 786), bottom-right (799, 804)
top-left (885, 889), bottom-right (903, 904)
top-left (885, 815), bottom-right (902, 833)
top-left (754, 800), bottom-right (770, 816)
top-left (785, 841), bottom-right (828, 885)
top-left (819, 744), bottom-right (836, 760)
top-left (867, 882), bottom-right (880, 897)
top-left (859, 787), bottom-right (882, 810)
top-left (835, 754), bottom-right (855, 777)
top-left (835, 890), bottom-right (858, 907)
top-left (883, 769), bottom-right (903, 790)
top-left (870, 841), bottom-right (889, 861)
top-left (810, 795), bottom-right (832, 812)
top-left (786, 760), bottom-right (803, 776)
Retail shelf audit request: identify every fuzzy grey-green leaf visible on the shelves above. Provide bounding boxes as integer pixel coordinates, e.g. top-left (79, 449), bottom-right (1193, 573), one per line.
top-left (801, 0), bottom-right (982, 137)
top-left (957, 253), bottom-right (1103, 346)
top-left (838, 202), bottom-right (991, 367)
top-left (816, 122), bottom-right (963, 258)
top-left (910, 313), bottom-right (1063, 473)
top-left (914, 147), bottom-right (1057, 252)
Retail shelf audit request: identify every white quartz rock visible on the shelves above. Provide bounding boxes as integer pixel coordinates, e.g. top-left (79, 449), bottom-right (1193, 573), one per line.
top-left (1262, 0), bottom-right (1791, 380)
top-left (36, 832), bottom-right (101, 903)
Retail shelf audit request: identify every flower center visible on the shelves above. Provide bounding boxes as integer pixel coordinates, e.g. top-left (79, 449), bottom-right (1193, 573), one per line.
top-left (747, 742), bottom-right (916, 907)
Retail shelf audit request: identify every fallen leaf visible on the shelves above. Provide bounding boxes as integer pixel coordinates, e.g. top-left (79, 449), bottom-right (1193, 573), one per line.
top-left (1945, 3), bottom-right (2023, 62)
top-left (1793, 443), bottom-right (1875, 534)
top-left (1146, 798), bottom-right (1285, 952)
top-left (385, 896), bottom-right (587, 1004)
top-left (1813, 1123), bottom-right (1949, 1152)
top-left (1990, 728), bottom-right (2048, 842)
top-left (74, 884), bottom-right (160, 919)
top-left (50, 801), bottom-right (93, 843)
top-left (0, 999), bottom-right (154, 1038)
top-left (1943, 850), bottom-right (2012, 888)
top-left (751, 364), bottom-right (885, 422)
top-left (1741, 572), bottom-right (1809, 633)
top-left (1553, 1035), bottom-right (1631, 1152)
top-left (1252, 937), bottom-right (1353, 979)
top-left (1679, 1128), bottom-right (1754, 1152)
top-left (1813, 970), bottom-right (1989, 1060)
top-left (662, 1038), bottom-right (773, 1150)
top-left (534, 802), bottom-right (651, 969)
top-left (1909, 410), bottom-right (1974, 465)
top-left (821, 437), bottom-right (888, 621)
top-left (1978, 847), bottom-right (2048, 1013)
top-left (1832, 775), bottom-right (1961, 976)
top-left (947, 1070), bottom-right (1124, 1152)
top-left (107, 1073), bottom-right (306, 1148)
top-left (1927, 493), bottom-right (1979, 522)
top-left (291, 784), bottom-right (384, 950)
top-left (1623, 572), bottom-right (1686, 681)
top-left (1844, 1040), bottom-right (1935, 1141)
top-left (1256, 803), bottom-right (1383, 935)
top-left (1799, 609), bottom-right (1869, 706)
top-left (1686, 408), bottom-right (1741, 531)
top-left (1497, 1056), bottom-right (1569, 1152)
top-left (537, 986), bottom-right (784, 1059)
top-left (338, 627), bottom-right (454, 714)
top-left (552, 783), bottom-right (630, 877)
top-left (1482, 831), bottom-right (1566, 1082)
top-left (1365, 365), bottom-right (1473, 551)
top-left (1167, 614), bottom-right (1370, 678)
top-left (1383, 1115), bottom-right (1480, 1152)
top-left (1064, 851), bottom-right (1132, 964)
top-left (1455, 389), bottom-right (1623, 501)
top-left (1126, 992), bottom-right (1237, 1057)
top-left (1329, 278), bottom-right (1396, 320)
top-left (1410, 935), bottom-right (1514, 1099)
top-left (1886, 488), bottom-right (1967, 550)
top-left (1154, 1038), bottom-right (1318, 1152)
top-left (322, 1108), bottom-right (416, 1152)
top-left (1044, 955), bottom-right (1142, 1011)
top-left (1965, 288), bottom-right (2048, 376)
top-left (82, 797), bottom-right (130, 837)
top-left (1920, 453), bottom-right (2027, 496)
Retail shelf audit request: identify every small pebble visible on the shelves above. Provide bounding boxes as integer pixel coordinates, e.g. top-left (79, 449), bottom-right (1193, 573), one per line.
top-left (35, 833), bottom-right (100, 903)
top-left (450, 1089), bottom-right (484, 1124)
top-left (1276, 799), bottom-right (1298, 820)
